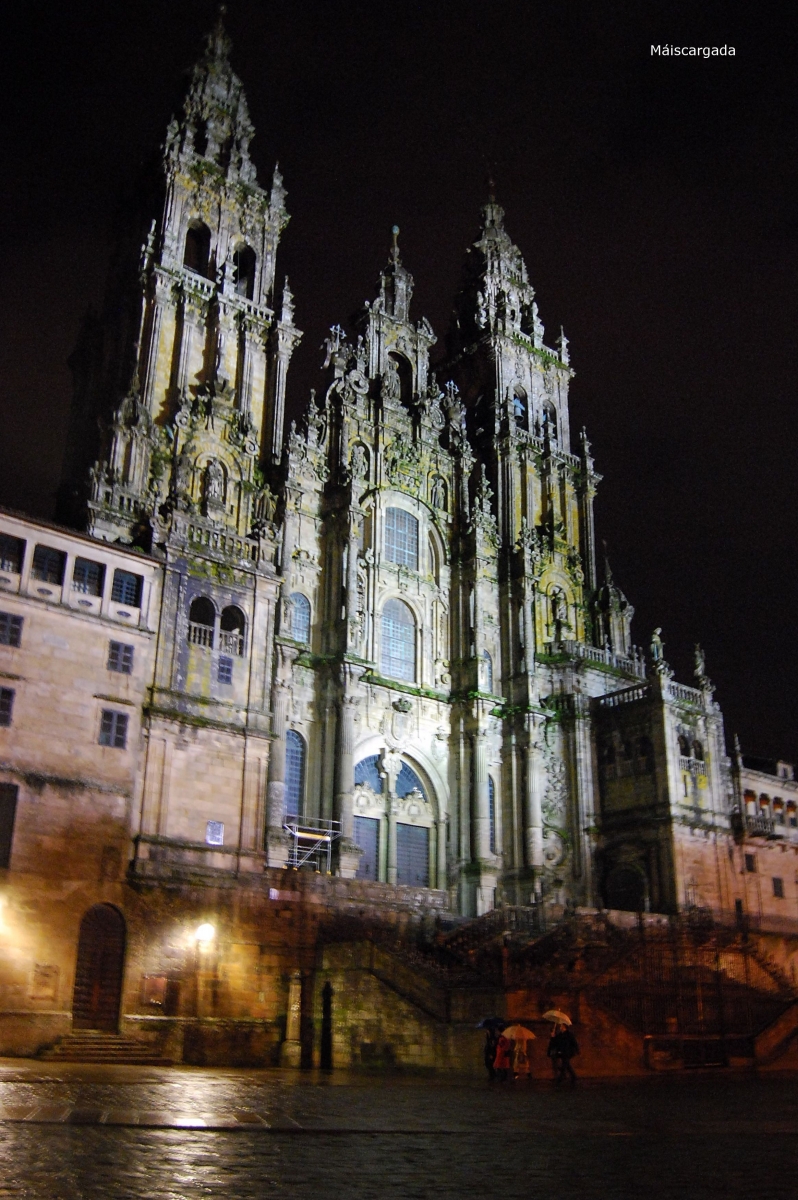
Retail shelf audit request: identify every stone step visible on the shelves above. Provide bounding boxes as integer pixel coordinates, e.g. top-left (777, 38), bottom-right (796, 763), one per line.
top-left (40, 1033), bottom-right (172, 1065)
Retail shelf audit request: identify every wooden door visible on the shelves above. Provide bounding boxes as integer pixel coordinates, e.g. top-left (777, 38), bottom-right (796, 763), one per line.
top-left (72, 904), bottom-right (126, 1031)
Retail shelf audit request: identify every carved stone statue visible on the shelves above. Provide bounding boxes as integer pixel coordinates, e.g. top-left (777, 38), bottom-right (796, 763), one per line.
top-left (651, 628), bottom-right (664, 662)
top-left (205, 459), bottom-right (224, 503)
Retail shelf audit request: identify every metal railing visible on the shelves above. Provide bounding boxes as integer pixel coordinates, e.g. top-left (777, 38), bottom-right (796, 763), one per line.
top-left (283, 815), bottom-right (341, 873)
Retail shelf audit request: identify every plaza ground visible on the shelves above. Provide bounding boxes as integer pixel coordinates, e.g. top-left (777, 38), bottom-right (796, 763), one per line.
top-left (0, 1060), bottom-right (795, 1198)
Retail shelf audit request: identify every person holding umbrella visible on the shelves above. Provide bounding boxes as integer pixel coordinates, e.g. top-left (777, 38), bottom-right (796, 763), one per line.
top-left (477, 1017), bottom-right (505, 1081)
top-left (503, 1022), bottom-right (536, 1083)
top-left (543, 1010), bottom-right (579, 1086)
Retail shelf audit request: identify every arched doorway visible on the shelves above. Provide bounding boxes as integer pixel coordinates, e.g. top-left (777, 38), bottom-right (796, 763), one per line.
top-left (72, 904), bottom-right (126, 1031)
top-left (604, 864), bottom-right (647, 913)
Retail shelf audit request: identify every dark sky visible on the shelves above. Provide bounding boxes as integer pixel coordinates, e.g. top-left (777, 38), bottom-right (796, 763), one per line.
top-left (1, 0), bottom-right (796, 761)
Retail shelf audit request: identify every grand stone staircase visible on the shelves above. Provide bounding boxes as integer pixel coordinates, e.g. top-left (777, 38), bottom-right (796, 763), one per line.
top-left (39, 1031), bottom-right (172, 1066)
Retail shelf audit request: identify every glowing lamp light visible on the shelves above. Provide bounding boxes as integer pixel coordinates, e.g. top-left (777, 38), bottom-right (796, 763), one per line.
top-left (194, 922), bottom-right (216, 945)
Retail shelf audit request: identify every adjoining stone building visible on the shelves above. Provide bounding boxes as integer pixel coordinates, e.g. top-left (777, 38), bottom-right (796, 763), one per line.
top-left (0, 18), bottom-right (796, 1067)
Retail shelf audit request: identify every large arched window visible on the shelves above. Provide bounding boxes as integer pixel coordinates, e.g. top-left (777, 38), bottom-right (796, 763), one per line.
top-left (188, 596), bottom-right (215, 648)
top-left (220, 605), bottom-right (245, 656)
top-left (483, 650), bottom-right (494, 694)
top-left (285, 731), bottom-right (306, 816)
top-left (488, 776), bottom-right (496, 854)
top-left (385, 508), bottom-right (418, 569)
top-left (290, 593), bottom-right (311, 644)
top-left (234, 244), bottom-right (256, 300)
top-left (381, 599), bottom-right (415, 681)
top-left (183, 222), bottom-right (211, 277)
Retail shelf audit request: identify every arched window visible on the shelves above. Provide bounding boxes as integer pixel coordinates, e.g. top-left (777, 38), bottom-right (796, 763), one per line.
top-left (542, 401), bottom-right (558, 442)
top-left (396, 761), bottom-right (426, 800)
top-left (290, 593), bottom-right (311, 644)
top-left (233, 244), bottom-right (256, 300)
top-left (488, 776), bottom-right (496, 854)
top-left (678, 735), bottom-right (691, 758)
top-left (692, 740), bottom-right (704, 761)
top-left (285, 731), bottom-right (306, 816)
top-left (381, 599), bottom-right (415, 682)
top-left (385, 508), bottom-right (418, 569)
top-left (220, 605), bottom-right (245, 656)
top-left (183, 222), bottom-right (211, 277)
top-left (354, 755), bottom-right (383, 794)
top-left (512, 393), bottom-right (527, 429)
top-left (483, 650), bottom-right (494, 694)
top-left (188, 596), bottom-right (215, 648)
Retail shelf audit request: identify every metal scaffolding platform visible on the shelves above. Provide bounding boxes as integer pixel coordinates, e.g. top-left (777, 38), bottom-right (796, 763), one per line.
top-left (283, 815), bottom-right (342, 873)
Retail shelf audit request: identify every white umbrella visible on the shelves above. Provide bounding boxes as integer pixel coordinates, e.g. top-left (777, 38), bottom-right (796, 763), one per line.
top-left (542, 1009), bottom-right (572, 1025)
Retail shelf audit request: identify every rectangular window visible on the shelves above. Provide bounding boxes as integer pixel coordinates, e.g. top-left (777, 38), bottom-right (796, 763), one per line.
top-left (0, 783), bottom-right (18, 869)
top-left (0, 612), bottom-right (23, 648)
top-left (0, 689), bottom-right (14, 727)
top-left (107, 641), bottom-right (134, 674)
top-left (790, 812), bottom-right (798, 829)
top-left (384, 507), bottom-right (419, 569)
top-left (31, 545), bottom-right (65, 585)
top-left (773, 877), bottom-right (785, 899)
top-left (0, 535), bottom-right (24, 575)
top-left (72, 557), bottom-right (105, 597)
top-left (111, 569), bottom-right (142, 607)
top-left (99, 709), bottom-right (128, 749)
top-left (744, 853), bottom-right (757, 874)
top-left (205, 820), bottom-right (224, 846)
top-left (354, 816), bottom-right (379, 881)
top-left (217, 655), bottom-right (233, 685)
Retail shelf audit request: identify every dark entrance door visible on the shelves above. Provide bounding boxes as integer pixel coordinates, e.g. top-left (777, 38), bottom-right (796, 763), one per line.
top-left (354, 816), bottom-right (379, 880)
top-left (72, 904), bottom-right (126, 1031)
top-left (396, 823), bottom-right (429, 886)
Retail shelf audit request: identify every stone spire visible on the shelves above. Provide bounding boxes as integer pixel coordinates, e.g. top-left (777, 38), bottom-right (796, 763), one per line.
top-left (169, 5), bottom-right (257, 184)
top-left (374, 226), bottom-right (414, 323)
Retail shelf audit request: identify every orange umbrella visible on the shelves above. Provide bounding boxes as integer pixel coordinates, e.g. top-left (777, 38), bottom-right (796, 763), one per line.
top-left (503, 1023), bottom-right (536, 1040)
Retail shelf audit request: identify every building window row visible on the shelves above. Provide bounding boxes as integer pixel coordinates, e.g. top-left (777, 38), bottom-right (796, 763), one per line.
top-left (183, 223), bottom-right (257, 300)
top-left (99, 709), bottom-right (128, 749)
top-left (0, 688), bottom-right (14, 727)
top-left (1, 535), bottom-right (143, 608)
top-left (108, 641), bottom-right (134, 674)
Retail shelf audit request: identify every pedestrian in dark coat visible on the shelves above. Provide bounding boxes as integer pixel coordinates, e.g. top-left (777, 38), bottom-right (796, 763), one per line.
top-left (493, 1034), bottom-right (511, 1082)
top-left (484, 1028), bottom-right (499, 1081)
top-left (551, 1024), bottom-right (579, 1085)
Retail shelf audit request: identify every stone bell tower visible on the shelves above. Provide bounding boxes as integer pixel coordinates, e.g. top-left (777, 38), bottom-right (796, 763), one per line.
top-left (62, 13), bottom-right (300, 549)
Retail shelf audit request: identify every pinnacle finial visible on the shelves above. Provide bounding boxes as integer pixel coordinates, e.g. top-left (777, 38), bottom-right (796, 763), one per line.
top-left (391, 225), bottom-right (400, 263)
top-left (486, 172), bottom-right (497, 203)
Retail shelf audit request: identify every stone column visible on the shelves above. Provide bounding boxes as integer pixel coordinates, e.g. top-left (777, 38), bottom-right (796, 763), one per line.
top-left (381, 750), bottom-right (402, 886)
top-left (280, 971), bottom-right (302, 1067)
top-left (265, 675), bottom-right (292, 868)
top-left (334, 680), bottom-right (364, 879)
top-left (525, 715), bottom-right (545, 896)
top-left (472, 727), bottom-right (491, 861)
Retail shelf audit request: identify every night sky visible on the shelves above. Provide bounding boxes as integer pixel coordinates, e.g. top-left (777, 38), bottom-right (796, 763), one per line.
top-left (1, 1), bottom-right (796, 761)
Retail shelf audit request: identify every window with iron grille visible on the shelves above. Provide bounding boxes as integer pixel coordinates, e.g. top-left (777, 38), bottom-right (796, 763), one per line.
top-left (773, 877), bottom-right (785, 899)
top-left (384, 508), bottom-right (418, 569)
top-left (0, 535), bottom-right (24, 574)
top-left (290, 593), bottom-right (311, 643)
top-left (0, 688), bottom-right (15, 727)
top-left (107, 641), bottom-right (134, 674)
top-left (0, 612), bottom-right (23, 648)
top-left (380, 598), bottom-right (415, 681)
top-left (72, 557), bottom-right (105, 597)
top-left (285, 730), bottom-right (306, 816)
top-left (99, 709), bottom-right (128, 749)
top-left (0, 783), bottom-right (18, 869)
top-left (111, 569), bottom-right (142, 607)
top-left (31, 545), bottom-right (65, 585)
top-left (217, 655), bottom-right (233, 685)
top-left (488, 776), bottom-right (496, 854)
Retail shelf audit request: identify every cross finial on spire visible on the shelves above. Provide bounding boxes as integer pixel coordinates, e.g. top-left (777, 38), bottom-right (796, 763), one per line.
top-left (391, 225), bottom-right (400, 263)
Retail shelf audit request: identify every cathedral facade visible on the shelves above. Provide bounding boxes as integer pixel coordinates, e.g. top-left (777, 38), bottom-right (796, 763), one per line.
top-left (0, 18), bottom-right (796, 1064)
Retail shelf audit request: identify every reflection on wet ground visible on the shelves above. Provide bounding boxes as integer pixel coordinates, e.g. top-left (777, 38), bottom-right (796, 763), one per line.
top-left (0, 1062), bottom-right (795, 1198)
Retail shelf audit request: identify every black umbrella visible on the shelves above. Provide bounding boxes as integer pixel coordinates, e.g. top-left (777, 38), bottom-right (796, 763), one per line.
top-left (476, 1016), bottom-right (506, 1030)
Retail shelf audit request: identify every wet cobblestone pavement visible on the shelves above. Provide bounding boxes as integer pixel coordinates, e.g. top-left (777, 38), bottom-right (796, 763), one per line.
top-left (0, 1062), bottom-right (795, 1198)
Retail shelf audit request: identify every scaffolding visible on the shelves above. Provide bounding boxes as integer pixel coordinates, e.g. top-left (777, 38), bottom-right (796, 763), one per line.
top-left (283, 815), bottom-right (342, 873)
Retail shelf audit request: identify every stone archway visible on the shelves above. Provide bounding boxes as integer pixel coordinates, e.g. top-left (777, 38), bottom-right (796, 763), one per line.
top-left (604, 864), bottom-right (647, 913)
top-left (72, 904), bottom-right (126, 1032)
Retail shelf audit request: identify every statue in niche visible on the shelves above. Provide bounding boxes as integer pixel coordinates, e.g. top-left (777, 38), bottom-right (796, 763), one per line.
top-left (431, 477), bottom-right (446, 511)
top-left (350, 444), bottom-right (368, 478)
top-left (260, 484), bottom-right (276, 523)
top-left (205, 459), bottom-right (224, 503)
top-left (651, 628), bottom-right (664, 662)
top-left (382, 357), bottom-right (401, 403)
